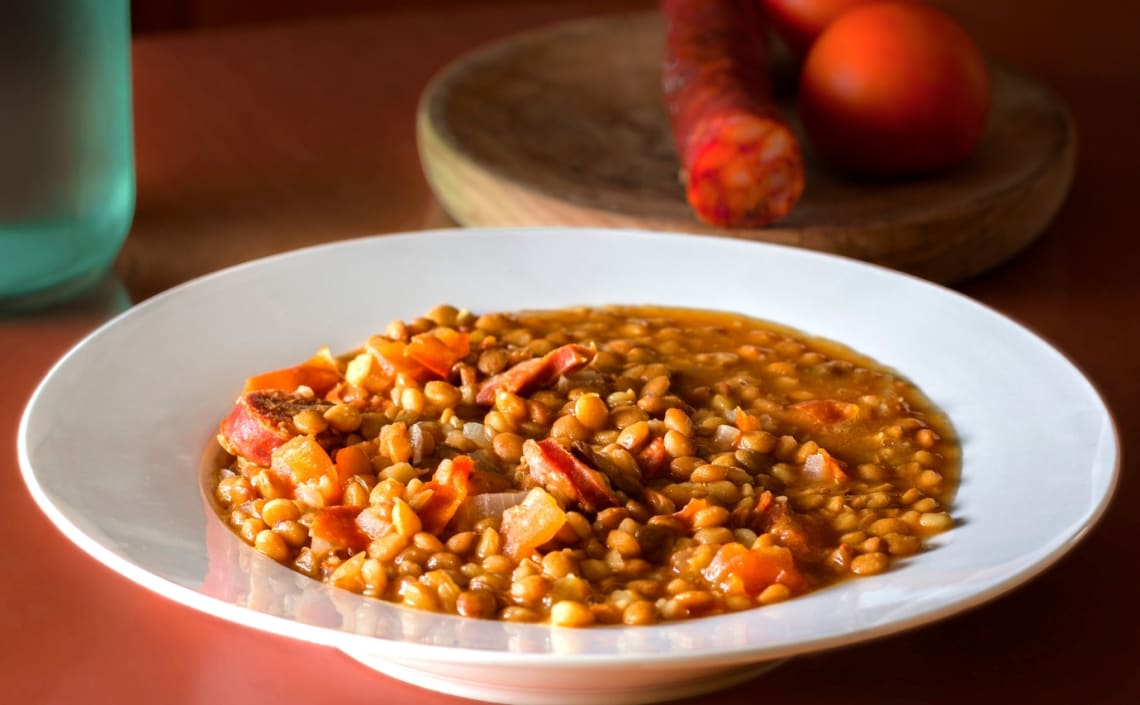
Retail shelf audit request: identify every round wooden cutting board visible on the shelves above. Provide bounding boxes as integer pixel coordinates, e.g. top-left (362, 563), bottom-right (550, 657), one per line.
top-left (417, 12), bottom-right (1076, 283)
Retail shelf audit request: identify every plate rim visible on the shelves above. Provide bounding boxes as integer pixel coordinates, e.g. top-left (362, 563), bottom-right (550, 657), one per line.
top-left (18, 226), bottom-right (1121, 668)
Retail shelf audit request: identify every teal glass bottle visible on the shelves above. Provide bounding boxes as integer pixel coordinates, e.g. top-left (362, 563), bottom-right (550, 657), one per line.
top-left (0, 1), bottom-right (135, 310)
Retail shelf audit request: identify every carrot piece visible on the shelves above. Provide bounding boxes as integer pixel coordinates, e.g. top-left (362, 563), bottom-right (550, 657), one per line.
top-left (663, 0), bottom-right (805, 226)
top-left (500, 488), bottom-right (568, 561)
top-left (418, 455), bottom-right (474, 533)
top-left (309, 506), bottom-right (369, 554)
top-left (271, 435), bottom-right (338, 503)
top-left (304, 345), bottom-right (343, 374)
top-left (243, 364), bottom-right (342, 396)
top-left (703, 542), bottom-right (807, 596)
top-left (789, 399), bottom-right (862, 427)
top-left (674, 497), bottom-right (714, 528)
top-left (335, 444), bottom-right (372, 484)
top-left (406, 327), bottom-right (470, 379)
top-left (365, 336), bottom-right (431, 382)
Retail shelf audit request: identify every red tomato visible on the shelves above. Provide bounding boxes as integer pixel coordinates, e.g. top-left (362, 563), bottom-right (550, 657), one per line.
top-left (797, 1), bottom-right (991, 176)
top-left (759, 0), bottom-right (878, 55)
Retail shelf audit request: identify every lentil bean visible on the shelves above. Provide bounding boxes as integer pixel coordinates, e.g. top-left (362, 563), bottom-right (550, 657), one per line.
top-left (398, 578), bottom-right (440, 611)
top-left (611, 406), bottom-right (649, 429)
top-left (253, 469), bottom-right (288, 501)
top-left (542, 551), bottom-right (575, 579)
top-left (861, 537), bottom-right (885, 554)
top-left (580, 559), bottom-right (611, 581)
top-left (488, 553), bottom-right (519, 576)
top-left (254, 529), bottom-right (290, 562)
top-left (342, 482), bottom-right (369, 509)
top-left (919, 511), bottom-right (954, 532)
top-left (606, 530), bottom-right (642, 558)
top-left (758, 583), bottom-right (792, 605)
top-left (330, 553), bottom-right (367, 590)
top-left (663, 407), bottom-right (693, 436)
top-left (915, 428), bottom-right (938, 448)
top-left (868, 518), bottom-right (910, 537)
top-left (292, 409), bottom-right (328, 435)
top-left (693, 527), bottom-right (735, 545)
top-left (596, 507), bottom-right (630, 530)
top-left (738, 431), bottom-right (777, 453)
top-left (274, 520), bottom-right (309, 548)
top-left (851, 552), bottom-right (890, 576)
top-left (551, 414), bottom-right (591, 443)
top-left (885, 533), bottom-right (922, 556)
top-left (501, 606), bottom-right (542, 623)
top-left (216, 476), bottom-right (255, 507)
top-left (476, 528), bottom-right (503, 560)
top-left (369, 533), bottom-right (408, 562)
top-left (260, 498), bottom-right (300, 527)
top-left (574, 393), bottom-right (609, 430)
top-left (511, 575), bottom-right (548, 605)
top-left (622, 600), bottom-right (658, 625)
top-left (617, 421), bottom-right (650, 452)
top-left (692, 505), bottom-right (731, 529)
top-left (456, 589), bottom-right (498, 619)
top-left (690, 464), bottom-right (728, 483)
top-left (550, 600), bottom-right (596, 628)
top-left (916, 468), bottom-right (943, 489)
top-left (413, 532), bottom-right (446, 553)
top-left (240, 517), bottom-right (267, 543)
top-left (913, 450), bottom-right (937, 467)
top-left (663, 429), bottom-right (694, 458)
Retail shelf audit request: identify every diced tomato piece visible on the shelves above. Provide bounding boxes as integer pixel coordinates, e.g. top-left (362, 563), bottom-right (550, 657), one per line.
top-left (243, 364), bottom-right (342, 396)
top-left (703, 542), bottom-right (807, 596)
top-left (406, 327), bottom-right (470, 379)
top-left (500, 488), bottom-right (568, 560)
top-left (418, 455), bottom-right (474, 533)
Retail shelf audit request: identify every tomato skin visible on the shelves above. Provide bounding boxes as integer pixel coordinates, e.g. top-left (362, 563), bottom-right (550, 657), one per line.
top-left (797, 1), bottom-right (991, 176)
top-left (759, 0), bottom-right (878, 55)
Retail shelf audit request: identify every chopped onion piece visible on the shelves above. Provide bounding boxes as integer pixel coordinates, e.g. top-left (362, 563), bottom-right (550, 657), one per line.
top-left (460, 490), bottom-right (529, 523)
top-left (713, 424), bottom-right (742, 450)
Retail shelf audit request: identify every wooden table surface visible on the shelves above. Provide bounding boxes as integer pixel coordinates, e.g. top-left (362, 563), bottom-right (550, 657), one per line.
top-left (3, 1), bottom-right (1137, 703)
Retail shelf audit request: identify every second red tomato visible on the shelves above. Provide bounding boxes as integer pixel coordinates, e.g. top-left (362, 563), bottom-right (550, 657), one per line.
top-left (797, 1), bottom-right (991, 176)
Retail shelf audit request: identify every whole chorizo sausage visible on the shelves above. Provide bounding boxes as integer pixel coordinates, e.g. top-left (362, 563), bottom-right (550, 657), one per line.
top-left (662, 0), bottom-right (805, 227)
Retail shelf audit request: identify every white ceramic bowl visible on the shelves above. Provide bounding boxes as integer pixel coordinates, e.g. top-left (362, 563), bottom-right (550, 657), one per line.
top-left (19, 228), bottom-right (1118, 705)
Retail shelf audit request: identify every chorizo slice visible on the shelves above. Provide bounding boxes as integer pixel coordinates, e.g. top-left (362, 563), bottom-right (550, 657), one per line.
top-left (475, 343), bottom-right (595, 405)
top-left (522, 438), bottom-right (619, 514)
top-left (218, 390), bottom-right (331, 466)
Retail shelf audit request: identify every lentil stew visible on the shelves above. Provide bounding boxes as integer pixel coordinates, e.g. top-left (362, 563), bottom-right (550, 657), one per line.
top-left (212, 305), bottom-right (959, 627)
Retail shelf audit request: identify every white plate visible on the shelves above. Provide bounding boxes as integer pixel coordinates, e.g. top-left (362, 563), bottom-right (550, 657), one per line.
top-left (19, 228), bottom-right (1118, 705)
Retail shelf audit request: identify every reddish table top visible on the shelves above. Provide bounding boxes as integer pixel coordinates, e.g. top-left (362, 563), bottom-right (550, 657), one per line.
top-left (3, 2), bottom-right (1138, 703)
